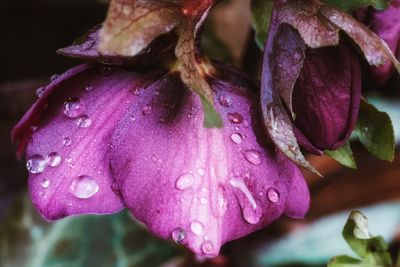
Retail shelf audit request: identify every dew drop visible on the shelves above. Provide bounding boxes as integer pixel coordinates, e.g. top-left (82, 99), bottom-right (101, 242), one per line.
top-left (47, 152), bottom-right (62, 167)
top-left (175, 173), bottom-right (195, 190)
top-left (267, 187), bottom-right (280, 203)
top-left (85, 85), bottom-right (94, 91)
top-left (190, 221), bottom-right (204, 235)
top-left (50, 74), bottom-right (59, 82)
top-left (41, 178), bottom-right (50, 188)
top-left (201, 241), bottom-right (215, 255)
top-left (243, 150), bottom-right (262, 166)
top-left (69, 175), bottom-right (99, 199)
top-left (36, 86), bottom-right (46, 98)
top-left (230, 133), bottom-right (242, 144)
top-left (76, 115), bottom-right (92, 128)
top-left (62, 137), bottom-right (72, 146)
top-left (141, 105), bottom-right (152, 115)
top-left (100, 65), bottom-right (113, 76)
top-left (64, 97), bottom-right (86, 118)
top-left (27, 154), bottom-right (47, 174)
top-left (200, 197), bottom-right (208, 204)
top-left (171, 228), bottom-right (186, 244)
top-left (196, 168), bottom-right (206, 177)
top-left (228, 112), bottom-right (243, 124)
top-left (219, 94), bottom-right (232, 107)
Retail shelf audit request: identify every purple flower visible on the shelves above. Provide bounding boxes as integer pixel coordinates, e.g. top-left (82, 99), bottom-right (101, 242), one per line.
top-left (358, 0), bottom-right (400, 85)
top-left (12, 63), bottom-right (309, 256)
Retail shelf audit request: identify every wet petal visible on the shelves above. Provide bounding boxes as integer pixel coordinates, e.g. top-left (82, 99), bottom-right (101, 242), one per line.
top-left (110, 72), bottom-right (309, 256)
top-left (21, 65), bottom-right (158, 220)
top-left (292, 39), bottom-right (362, 151)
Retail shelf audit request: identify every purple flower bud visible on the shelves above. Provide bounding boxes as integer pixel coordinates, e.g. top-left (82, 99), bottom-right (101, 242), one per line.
top-left (292, 38), bottom-right (362, 153)
top-left (12, 63), bottom-right (309, 256)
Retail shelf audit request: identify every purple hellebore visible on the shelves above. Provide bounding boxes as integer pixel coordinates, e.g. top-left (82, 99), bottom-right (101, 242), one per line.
top-left (261, 0), bottom-right (362, 156)
top-left (358, 0), bottom-right (400, 85)
top-left (12, 62), bottom-right (310, 256)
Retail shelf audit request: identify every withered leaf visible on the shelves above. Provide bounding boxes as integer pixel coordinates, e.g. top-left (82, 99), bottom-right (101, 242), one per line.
top-left (276, 0), bottom-right (339, 48)
top-left (99, 0), bottom-right (181, 57)
top-left (261, 22), bottom-right (320, 175)
top-left (320, 5), bottom-right (400, 73)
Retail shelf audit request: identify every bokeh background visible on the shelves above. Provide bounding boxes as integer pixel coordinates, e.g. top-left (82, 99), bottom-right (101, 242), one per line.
top-left (1, 0), bottom-right (399, 266)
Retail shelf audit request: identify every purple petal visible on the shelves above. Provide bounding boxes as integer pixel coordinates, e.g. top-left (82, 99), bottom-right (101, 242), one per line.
top-left (365, 0), bottom-right (400, 84)
top-left (110, 71), bottom-right (309, 256)
top-left (292, 39), bottom-right (362, 151)
top-left (20, 65), bottom-right (159, 220)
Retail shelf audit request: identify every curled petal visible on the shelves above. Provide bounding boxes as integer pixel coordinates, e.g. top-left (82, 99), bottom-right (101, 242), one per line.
top-left (110, 72), bottom-right (309, 256)
top-left (292, 39), bottom-right (362, 152)
top-left (19, 65), bottom-right (159, 220)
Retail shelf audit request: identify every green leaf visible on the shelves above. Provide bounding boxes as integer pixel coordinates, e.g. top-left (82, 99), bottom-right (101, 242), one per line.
top-left (328, 211), bottom-right (393, 267)
top-left (251, 0), bottom-right (273, 49)
top-left (200, 96), bottom-right (223, 128)
top-left (325, 142), bottom-right (357, 169)
top-left (322, 0), bottom-right (390, 12)
top-left (355, 100), bottom-right (395, 162)
top-left (328, 255), bottom-right (364, 267)
top-left (0, 194), bottom-right (182, 267)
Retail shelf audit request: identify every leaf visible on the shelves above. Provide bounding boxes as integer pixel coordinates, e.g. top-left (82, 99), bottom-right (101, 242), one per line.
top-left (325, 142), bottom-right (357, 169)
top-left (261, 20), bottom-right (320, 175)
top-left (320, 5), bottom-right (400, 74)
top-left (99, 0), bottom-right (181, 57)
top-left (256, 202), bottom-right (400, 266)
top-left (251, 0), bottom-right (273, 49)
top-left (174, 8), bottom-right (223, 128)
top-left (328, 255), bottom-right (364, 267)
top-left (329, 211), bottom-right (393, 267)
top-left (275, 0), bottom-right (339, 49)
top-left (0, 194), bottom-right (182, 267)
top-left (322, 0), bottom-right (390, 12)
top-left (355, 100), bottom-right (395, 162)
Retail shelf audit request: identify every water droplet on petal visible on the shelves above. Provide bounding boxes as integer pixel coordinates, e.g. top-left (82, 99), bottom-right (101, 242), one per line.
top-left (230, 179), bottom-right (261, 224)
top-left (141, 105), bottom-right (152, 115)
top-left (175, 173), bottom-right (195, 190)
top-left (267, 187), bottom-right (280, 203)
top-left (76, 115), bottom-right (92, 128)
top-left (100, 65), bottom-right (113, 76)
top-left (230, 133), bottom-right (242, 144)
top-left (50, 74), bottom-right (59, 82)
top-left (64, 97), bottom-right (86, 118)
top-left (196, 168), bottom-right (206, 177)
top-left (190, 221), bottom-right (204, 235)
top-left (36, 86), bottom-right (45, 98)
top-left (228, 112), bottom-right (243, 124)
top-left (172, 228), bottom-right (186, 244)
top-left (201, 241), bottom-right (215, 255)
top-left (69, 175), bottom-right (99, 199)
top-left (243, 150), bottom-right (262, 166)
top-left (219, 94), bottom-right (232, 107)
top-left (47, 152), bottom-right (62, 167)
top-left (200, 197), bottom-right (208, 204)
top-left (62, 137), bottom-right (72, 146)
top-left (85, 85), bottom-right (93, 91)
top-left (41, 178), bottom-right (50, 188)
top-left (27, 154), bottom-right (47, 174)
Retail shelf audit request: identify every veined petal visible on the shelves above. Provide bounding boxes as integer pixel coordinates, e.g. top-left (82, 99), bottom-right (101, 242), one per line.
top-left (292, 39), bottom-right (362, 152)
top-left (19, 65), bottom-right (159, 220)
top-left (110, 71), bottom-right (309, 256)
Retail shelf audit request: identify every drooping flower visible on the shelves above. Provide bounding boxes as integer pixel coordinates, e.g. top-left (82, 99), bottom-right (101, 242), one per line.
top-left (357, 0), bottom-right (400, 85)
top-left (260, 0), bottom-right (400, 172)
top-left (12, 62), bottom-right (310, 256)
